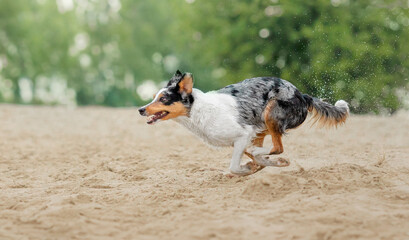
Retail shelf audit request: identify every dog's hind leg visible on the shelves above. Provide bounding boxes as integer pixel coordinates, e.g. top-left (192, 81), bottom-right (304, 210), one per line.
top-left (246, 100), bottom-right (290, 167)
top-left (244, 132), bottom-right (267, 173)
top-left (252, 154), bottom-right (290, 167)
top-left (244, 132), bottom-right (267, 159)
top-left (228, 132), bottom-right (274, 176)
top-left (264, 100), bottom-right (284, 154)
top-left (252, 132), bottom-right (266, 147)
top-left (246, 135), bottom-right (288, 167)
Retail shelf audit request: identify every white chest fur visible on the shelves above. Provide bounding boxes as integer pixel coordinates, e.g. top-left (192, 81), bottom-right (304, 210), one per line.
top-left (174, 89), bottom-right (253, 147)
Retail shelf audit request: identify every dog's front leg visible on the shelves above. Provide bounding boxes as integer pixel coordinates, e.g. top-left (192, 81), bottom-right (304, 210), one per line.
top-left (229, 136), bottom-right (254, 176)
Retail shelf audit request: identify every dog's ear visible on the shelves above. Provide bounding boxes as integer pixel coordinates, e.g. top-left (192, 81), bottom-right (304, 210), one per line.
top-left (178, 73), bottom-right (193, 97)
top-left (174, 70), bottom-right (182, 77)
top-left (167, 70), bottom-right (183, 88)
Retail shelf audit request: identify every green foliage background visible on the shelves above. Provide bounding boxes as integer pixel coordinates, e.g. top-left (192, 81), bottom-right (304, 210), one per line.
top-left (0, 0), bottom-right (408, 113)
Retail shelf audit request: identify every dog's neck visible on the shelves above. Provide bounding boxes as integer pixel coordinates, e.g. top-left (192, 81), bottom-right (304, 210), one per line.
top-left (173, 88), bottom-right (205, 129)
top-left (173, 89), bottom-right (237, 147)
top-left (173, 89), bottom-right (215, 144)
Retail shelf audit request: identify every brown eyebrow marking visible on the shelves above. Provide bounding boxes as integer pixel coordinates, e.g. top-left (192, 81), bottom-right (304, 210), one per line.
top-left (155, 93), bottom-right (164, 102)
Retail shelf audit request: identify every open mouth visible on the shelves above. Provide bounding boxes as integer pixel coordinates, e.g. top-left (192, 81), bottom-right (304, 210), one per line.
top-left (147, 111), bottom-right (169, 124)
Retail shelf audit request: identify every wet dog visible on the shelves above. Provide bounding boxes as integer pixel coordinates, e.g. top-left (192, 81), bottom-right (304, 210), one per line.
top-left (138, 70), bottom-right (349, 175)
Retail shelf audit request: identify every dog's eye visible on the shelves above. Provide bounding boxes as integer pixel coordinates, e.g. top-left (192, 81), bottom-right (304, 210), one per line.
top-left (159, 97), bottom-right (167, 102)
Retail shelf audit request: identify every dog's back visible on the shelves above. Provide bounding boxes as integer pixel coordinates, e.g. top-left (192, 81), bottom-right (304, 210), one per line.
top-left (218, 77), bottom-right (309, 131)
top-left (218, 77), bottom-right (348, 133)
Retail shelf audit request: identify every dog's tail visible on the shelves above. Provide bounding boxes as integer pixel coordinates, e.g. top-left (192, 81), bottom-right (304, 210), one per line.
top-left (302, 94), bottom-right (349, 128)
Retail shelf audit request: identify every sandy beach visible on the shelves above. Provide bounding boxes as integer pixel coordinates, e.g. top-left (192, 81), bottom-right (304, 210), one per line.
top-left (1, 104), bottom-right (409, 240)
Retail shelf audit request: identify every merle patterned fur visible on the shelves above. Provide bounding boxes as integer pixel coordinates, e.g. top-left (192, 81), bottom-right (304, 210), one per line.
top-left (218, 77), bottom-right (310, 134)
top-left (163, 73), bottom-right (344, 134)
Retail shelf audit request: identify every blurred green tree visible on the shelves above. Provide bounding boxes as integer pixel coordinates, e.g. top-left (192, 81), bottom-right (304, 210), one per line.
top-left (0, 0), bottom-right (408, 113)
top-left (178, 0), bottom-right (409, 113)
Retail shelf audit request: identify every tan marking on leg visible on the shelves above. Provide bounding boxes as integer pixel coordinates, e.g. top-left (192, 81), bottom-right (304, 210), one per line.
top-left (264, 100), bottom-right (284, 155)
top-left (244, 132), bottom-right (266, 160)
top-left (244, 161), bottom-right (265, 174)
top-left (244, 151), bottom-right (255, 161)
top-left (242, 152), bottom-right (266, 174)
top-left (252, 132), bottom-right (266, 147)
top-left (241, 132), bottom-right (267, 174)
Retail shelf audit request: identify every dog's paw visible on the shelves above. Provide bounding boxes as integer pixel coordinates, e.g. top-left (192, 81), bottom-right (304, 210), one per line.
top-left (269, 148), bottom-right (284, 155)
top-left (254, 155), bottom-right (290, 167)
top-left (221, 171), bottom-right (236, 178)
top-left (244, 161), bottom-right (265, 174)
top-left (229, 161), bottom-right (265, 176)
top-left (247, 146), bottom-right (270, 157)
top-left (229, 164), bottom-right (253, 176)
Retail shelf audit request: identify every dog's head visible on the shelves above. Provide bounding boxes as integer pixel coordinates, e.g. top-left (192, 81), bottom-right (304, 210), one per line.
top-left (138, 70), bottom-right (194, 124)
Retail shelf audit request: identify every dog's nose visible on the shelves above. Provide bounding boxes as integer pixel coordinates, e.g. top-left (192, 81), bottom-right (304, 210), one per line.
top-left (138, 107), bottom-right (146, 116)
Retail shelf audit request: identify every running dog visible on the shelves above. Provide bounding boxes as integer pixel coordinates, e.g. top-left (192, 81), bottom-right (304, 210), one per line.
top-left (138, 70), bottom-right (349, 176)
